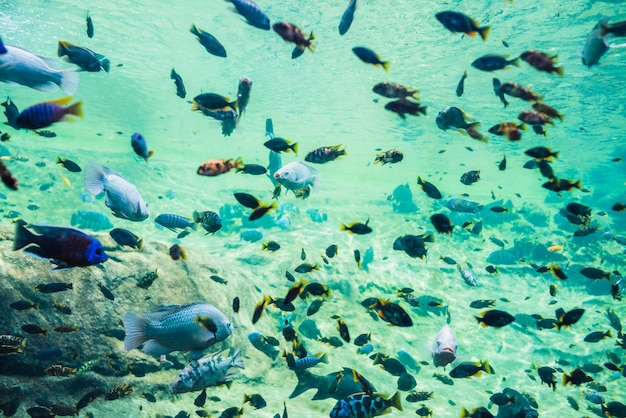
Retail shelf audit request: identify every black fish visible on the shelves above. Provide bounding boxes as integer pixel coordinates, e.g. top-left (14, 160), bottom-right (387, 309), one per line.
top-left (55, 156), bottom-right (81, 172)
top-left (13, 221), bottom-right (108, 268)
top-left (460, 170), bottom-right (480, 185)
top-left (498, 154), bottom-right (506, 171)
top-left (430, 213), bottom-right (454, 234)
top-left (193, 210), bottom-right (222, 234)
top-left (109, 228), bottom-right (143, 249)
top-left (0, 160), bottom-right (17, 190)
top-left (190, 24), bottom-right (227, 57)
top-left (435, 11), bottom-right (490, 41)
top-left (194, 388), bottom-right (207, 407)
top-left (475, 309), bottom-right (515, 328)
top-left (384, 99), bottom-right (427, 118)
top-left (58, 41), bottom-right (110, 72)
top-left (472, 54), bottom-right (520, 71)
top-left (456, 70), bottom-right (467, 97)
top-left (35, 282), bottom-right (73, 293)
top-left (352, 47), bottom-right (389, 71)
top-left (339, 0), bottom-right (357, 35)
top-left (98, 283), bottom-right (114, 301)
top-left (417, 176), bottom-right (442, 199)
top-left (2, 97), bottom-right (20, 129)
top-left (492, 78), bottom-right (509, 108)
top-left (86, 12), bottom-right (94, 38)
top-left (170, 69), bottom-right (186, 98)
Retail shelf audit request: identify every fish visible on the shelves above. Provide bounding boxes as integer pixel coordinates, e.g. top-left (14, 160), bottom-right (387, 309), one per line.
top-left (525, 146), bottom-right (559, 161)
top-left (44, 365), bottom-right (76, 376)
top-left (274, 162), bottom-right (320, 193)
top-left (84, 160), bottom-right (149, 221)
top-left (498, 154), bottom-right (506, 171)
top-left (339, 0), bottom-right (357, 35)
top-left (170, 68), bottom-right (186, 98)
top-left (460, 170), bottom-right (480, 185)
top-left (415, 176), bottom-right (441, 200)
top-left (13, 221), bottom-right (107, 268)
top-left (580, 267), bottom-right (611, 280)
top-left (130, 132), bottom-right (153, 162)
top-left (264, 137), bottom-right (298, 154)
top-left (248, 332), bottom-right (280, 360)
top-left (261, 240), bottom-right (281, 252)
top-left (10, 300), bottom-right (38, 311)
top-left (86, 12), bottom-right (94, 38)
top-left (69, 210), bottom-right (113, 231)
top-left (16, 97), bottom-right (82, 129)
top-left (236, 163), bottom-right (267, 175)
top-left (373, 82), bottom-right (419, 100)
top-left (57, 41), bottom-right (110, 72)
top-left (252, 295), bottom-right (271, 324)
top-left (384, 99), bottom-right (427, 118)
top-left (51, 303), bottom-right (72, 315)
top-left (305, 145), bottom-right (347, 164)
top-left (368, 299), bottom-right (413, 327)
top-left (273, 22), bottom-right (314, 54)
top-left (54, 324), bottom-right (80, 333)
top-left (155, 213), bottom-right (196, 232)
top-left (169, 244), bottom-right (187, 260)
top-left (0, 160), bottom-right (17, 190)
top-left (227, 1), bottom-right (269, 30)
top-left (393, 234), bottom-right (433, 259)
top-left (432, 324), bottom-right (457, 367)
top-left (172, 349), bottom-right (244, 393)
top-left (197, 157), bottom-right (244, 176)
top-left (521, 50), bottom-right (563, 75)
top-left (0, 43), bottom-right (79, 94)
top-left (582, 18), bottom-right (610, 67)
top-left (499, 82), bottom-right (543, 102)
top-left (190, 24), bottom-right (227, 57)
top-left (35, 282), bottom-right (73, 293)
top-left (475, 310), bottom-right (515, 327)
top-left (21, 324), bottom-right (48, 336)
top-left (456, 70), bottom-right (468, 97)
top-left (2, 97), bottom-right (20, 129)
top-left (449, 361), bottom-right (493, 378)
top-left (374, 149), bottom-right (403, 165)
top-left (472, 54), bottom-right (520, 71)
top-left (583, 330), bottom-right (612, 342)
top-left (542, 177), bottom-right (582, 193)
top-left (55, 156), bottom-right (81, 173)
top-left (340, 218), bottom-right (372, 234)
top-left (352, 47), bottom-right (389, 71)
top-left (236, 77), bottom-right (252, 121)
top-left (330, 392), bottom-right (402, 418)
top-left (97, 283), bottom-right (114, 300)
top-left (193, 210), bottom-right (222, 234)
top-left (457, 264), bottom-right (477, 286)
top-left (435, 11), bottom-right (490, 40)
top-left (435, 106), bottom-right (483, 139)
top-left (123, 302), bottom-right (233, 356)
top-left (243, 393), bottom-right (267, 409)
top-left (602, 401), bottom-right (626, 418)
top-left (285, 352), bottom-right (329, 370)
top-left (431, 213), bottom-right (453, 234)
top-left (492, 78), bottom-right (509, 107)
top-left (192, 93), bottom-right (237, 112)
top-left (556, 307), bottom-right (584, 330)
top-left (563, 368), bottom-right (593, 386)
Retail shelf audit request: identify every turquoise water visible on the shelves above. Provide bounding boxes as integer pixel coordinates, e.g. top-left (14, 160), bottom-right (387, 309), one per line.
top-left (1, 0), bottom-right (625, 417)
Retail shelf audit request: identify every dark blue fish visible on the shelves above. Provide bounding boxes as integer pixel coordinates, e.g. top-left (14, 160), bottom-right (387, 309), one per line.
top-left (13, 221), bottom-right (108, 268)
top-left (131, 132), bottom-right (153, 162)
top-left (0, 37), bottom-right (7, 54)
top-left (2, 97), bottom-right (20, 129)
top-left (230, 0), bottom-right (271, 30)
top-left (155, 213), bottom-right (196, 231)
top-left (170, 68), bottom-right (186, 99)
top-left (190, 24), bottom-right (227, 57)
top-left (339, 0), bottom-right (357, 35)
top-left (86, 12), bottom-right (94, 38)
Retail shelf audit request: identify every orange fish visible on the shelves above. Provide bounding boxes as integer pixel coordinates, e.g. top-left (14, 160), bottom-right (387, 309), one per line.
top-left (548, 245), bottom-right (563, 252)
top-left (197, 157), bottom-right (244, 177)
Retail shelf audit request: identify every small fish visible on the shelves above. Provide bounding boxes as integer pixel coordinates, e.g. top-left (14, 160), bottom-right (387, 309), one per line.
top-left (485, 265), bottom-right (499, 274)
top-left (384, 99), bottom-right (427, 118)
top-left (521, 50), bottom-right (563, 75)
top-left (55, 156), bottom-right (81, 172)
top-left (525, 146), bottom-right (558, 161)
top-left (197, 157), bottom-right (244, 176)
top-left (498, 154), bottom-right (506, 171)
top-left (435, 11), bottom-right (490, 40)
top-left (449, 360), bottom-right (493, 378)
top-left (352, 46), bottom-right (389, 71)
top-left (51, 302), bottom-right (72, 315)
top-left (243, 393), bottom-right (267, 409)
top-left (330, 392), bottom-right (402, 418)
top-left (58, 41), bottom-right (110, 72)
top-left (354, 249), bottom-right (361, 268)
top-left (130, 132), bottom-right (153, 162)
top-left (273, 22), bottom-right (314, 54)
top-left (326, 244), bottom-right (338, 258)
top-left (86, 12), bottom-right (94, 38)
top-left (430, 213), bottom-right (453, 234)
top-left (35, 282), bottom-right (73, 293)
top-left (44, 364), bottom-right (76, 376)
top-left (369, 299), bottom-right (413, 326)
top-left (563, 368), bottom-right (593, 386)
top-left (170, 68), bottom-right (186, 98)
top-left (17, 97), bottom-right (82, 129)
top-left (190, 24), bottom-right (227, 57)
top-left (456, 70), bottom-right (468, 97)
top-left (499, 82), bottom-right (543, 102)
top-left (556, 308), bottom-right (584, 330)
top-left (262, 241), bottom-right (281, 252)
top-left (334, 316), bottom-right (350, 342)
top-left (373, 82), bottom-right (419, 100)
top-left (460, 170), bottom-right (480, 185)
top-left (236, 163), bottom-right (267, 175)
top-left (374, 149), bottom-right (403, 165)
top-left (470, 299), bottom-right (495, 309)
top-left (54, 324), bottom-right (80, 333)
top-left (169, 244), bottom-right (187, 261)
top-left (155, 213), bottom-right (196, 232)
top-left (193, 210), bottom-right (222, 234)
top-left (417, 176), bottom-right (442, 199)
top-left (582, 18), bottom-right (610, 67)
top-left (583, 330), bottom-right (612, 343)
top-left (492, 78), bottom-right (510, 107)
top-left (264, 137), bottom-right (298, 154)
top-left (252, 295), bottom-right (271, 324)
top-left (2, 97), bottom-right (20, 129)
top-left (295, 263), bottom-right (320, 274)
top-left (472, 54), bottom-right (520, 71)
top-left (10, 300), bottom-right (38, 311)
top-left (305, 145), bottom-right (346, 164)
top-left (97, 283), bottom-right (114, 301)
top-left (340, 218), bottom-right (372, 234)
top-left (475, 310), bottom-right (515, 328)
top-left (0, 160), bottom-right (17, 190)
top-left (339, 0), bottom-right (357, 35)
top-left (21, 324), bottom-right (48, 336)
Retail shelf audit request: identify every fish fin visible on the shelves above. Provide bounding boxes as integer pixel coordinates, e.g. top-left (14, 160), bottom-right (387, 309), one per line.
top-left (66, 101), bottom-right (83, 118)
top-left (57, 40), bottom-right (70, 57)
top-left (289, 370), bottom-right (320, 399)
top-left (382, 61), bottom-right (390, 72)
top-left (231, 348), bottom-right (245, 369)
top-left (478, 26), bottom-right (491, 41)
top-left (511, 57), bottom-right (521, 67)
top-left (142, 340), bottom-right (169, 356)
top-left (390, 391), bottom-right (403, 411)
top-left (122, 312), bottom-right (148, 351)
top-left (84, 160), bottom-right (105, 195)
top-left (13, 220), bottom-right (35, 251)
top-left (100, 58), bottom-right (110, 73)
top-left (59, 69), bottom-right (79, 95)
top-left (466, 31), bottom-right (477, 37)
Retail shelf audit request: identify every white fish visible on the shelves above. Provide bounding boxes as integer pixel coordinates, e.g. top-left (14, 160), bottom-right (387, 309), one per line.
top-left (273, 161), bottom-right (320, 192)
top-left (123, 302), bottom-right (233, 356)
top-left (84, 160), bottom-right (149, 222)
top-left (0, 43), bottom-right (79, 94)
top-left (457, 263), bottom-right (477, 286)
top-left (171, 349), bottom-right (244, 393)
top-left (582, 17), bottom-right (610, 67)
top-left (432, 324), bottom-right (457, 367)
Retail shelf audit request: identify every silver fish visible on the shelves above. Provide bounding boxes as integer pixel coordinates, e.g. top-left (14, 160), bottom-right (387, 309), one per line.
top-left (274, 162), bottom-right (320, 192)
top-left (171, 349), bottom-right (244, 393)
top-left (432, 324), bottom-right (457, 367)
top-left (0, 44), bottom-right (79, 94)
top-left (123, 302), bottom-right (233, 356)
top-left (84, 161), bottom-right (149, 222)
top-left (457, 263), bottom-right (477, 286)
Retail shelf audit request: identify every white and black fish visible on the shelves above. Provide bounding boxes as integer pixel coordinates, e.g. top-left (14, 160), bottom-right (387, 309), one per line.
top-left (193, 210), bottom-right (222, 234)
top-left (171, 349), bottom-right (244, 393)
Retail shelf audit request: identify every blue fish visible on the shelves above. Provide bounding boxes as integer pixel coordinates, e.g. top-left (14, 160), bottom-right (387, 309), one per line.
top-left (13, 221), bottom-right (108, 268)
top-left (230, 0), bottom-right (271, 30)
top-left (70, 210), bottom-right (114, 231)
top-left (0, 37), bottom-right (7, 54)
top-left (131, 132), bottom-right (153, 162)
top-left (240, 229), bottom-right (263, 242)
top-left (339, 0), bottom-right (357, 35)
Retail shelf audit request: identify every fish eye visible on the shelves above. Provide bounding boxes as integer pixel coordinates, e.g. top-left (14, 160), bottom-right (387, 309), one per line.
top-left (95, 248), bottom-right (103, 254)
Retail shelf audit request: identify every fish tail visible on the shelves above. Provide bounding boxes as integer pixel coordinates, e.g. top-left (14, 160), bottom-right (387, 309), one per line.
top-left (189, 24), bottom-right (199, 36)
top-left (478, 26), bottom-right (491, 41)
top-left (340, 224), bottom-right (349, 232)
top-left (192, 211), bottom-right (201, 223)
top-left (553, 151), bottom-right (560, 160)
top-left (460, 408), bottom-right (470, 418)
top-left (122, 312), bottom-right (148, 351)
top-left (562, 373), bottom-right (569, 386)
top-left (308, 32), bottom-right (315, 52)
top-left (556, 66), bottom-right (564, 76)
top-left (101, 58), bottom-right (111, 73)
top-left (231, 348), bottom-right (245, 369)
top-left (573, 179), bottom-right (582, 190)
top-left (67, 101), bottom-right (83, 118)
top-left (13, 220), bottom-right (35, 251)
top-left (389, 391), bottom-right (403, 411)
top-left (55, 155), bottom-right (63, 165)
top-left (382, 61), bottom-right (390, 72)
top-left (319, 352), bottom-right (329, 364)
top-left (519, 123), bottom-right (527, 131)
top-left (418, 105), bottom-right (427, 116)
top-left (290, 142), bottom-right (299, 155)
top-left (482, 360), bottom-right (493, 374)
top-left (57, 40), bottom-right (70, 57)
top-left (59, 69), bottom-right (80, 96)
top-left (511, 56), bottom-right (521, 67)
top-left (83, 160), bottom-right (105, 195)
top-left (137, 238), bottom-right (144, 251)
